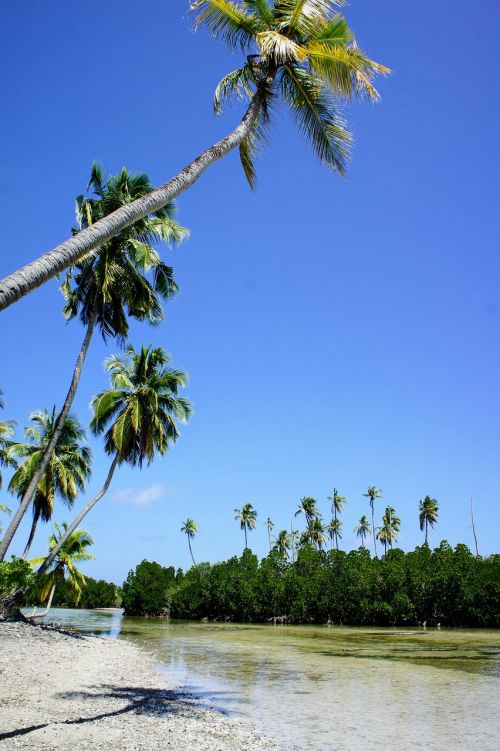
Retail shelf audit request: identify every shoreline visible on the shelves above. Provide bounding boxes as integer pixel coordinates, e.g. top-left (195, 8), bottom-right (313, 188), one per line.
top-left (0, 622), bottom-right (282, 751)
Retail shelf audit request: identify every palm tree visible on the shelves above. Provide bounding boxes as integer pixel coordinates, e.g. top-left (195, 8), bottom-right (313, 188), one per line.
top-left (0, 2), bottom-right (388, 310)
top-left (295, 496), bottom-right (320, 528)
top-left (376, 524), bottom-right (389, 556)
top-left (0, 390), bottom-right (16, 490)
top-left (8, 409), bottom-right (91, 558)
top-left (363, 486), bottom-right (383, 557)
top-left (264, 516), bottom-right (274, 550)
top-left (327, 488), bottom-right (347, 549)
top-left (273, 529), bottom-right (291, 557)
top-left (0, 503), bottom-right (11, 537)
top-left (326, 518), bottom-right (342, 550)
top-left (31, 523), bottom-right (94, 614)
top-left (36, 344), bottom-right (191, 577)
top-left (354, 515), bottom-right (370, 548)
top-left (234, 503), bottom-right (257, 549)
top-left (382, 506), bottom-right (400, 549)
top-left (0, 167), bottom-right (185, 563)
top-left (419, 495), bottom-right (439, 544)
top-left (181, 518), bottom-right (198, 566)
top-left (308, 518), bottom-right (326, 550)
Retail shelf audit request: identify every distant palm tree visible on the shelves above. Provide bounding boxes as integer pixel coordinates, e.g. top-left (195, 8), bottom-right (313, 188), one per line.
top-left (326, 518), bottom-right (343, 551)
top-left (376, 524), bottom-right (389, 555)
top-left (31, 523), bottom-right (95, 614)
top-left (295, 496), bottom-right (320, 529)
top-left (264, 517), bottom-right (274, 551)
top-left (355, 515), bottom-right (371, 548)
top-left (273, 529), bottom-right (291, 557)
top-left (37, 345), bottom-right (191, 577)
top-left (308, 518), bottom-right (326, 550)
top-left (9, 409), bottom-right (91, 558)
top-left (363, 486), bottom-right (383, 557)
top-left (328, 488), bottom-right (348, 519)
top-left (382, 506), bottom-right (401, 549)
top-left (235, 503), bottom-right (257, 549)
top-left (419, 495), bottom-right (439, 544)
top-left (181, 518), bottom-right (198, 566)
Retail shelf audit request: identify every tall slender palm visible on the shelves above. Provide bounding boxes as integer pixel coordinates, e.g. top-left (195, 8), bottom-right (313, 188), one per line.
top-left (234, 503), bottom-right (257, 549)
top-left (264, 516), bottom-right (274, 550)
top-left (0, 390), bottom-right (16, 490)
top-left (37, 345), bottom-right (191, 577)
top-left (327, 488), bottom-right (347, 549)
top-left (31, 523), bottom-right (95, 613)
top-left (381, 506), bottom-right (400, 549)
top-left (0, 167), bottom-right (186, 563)
top-left (376, 524), bottom-right (389, 556)
top-left (8, 409), bottom-right (91, 558)
top-left (295, 496), bottom-right (320, 528)
top-left (354, 515), bottom-right (370, 548)
top-left (273, 529), bottom-right (291, 557)
top-left (326, 517), bottom-right (342, 550)
top-left (419, 495), bottom-right (439, 544)
top-left (363, 486), bottom-right (383, 557)
top-left (181, 518), bottom-right (199, 566)
top-left (0, 2), bottom-right (388, 311)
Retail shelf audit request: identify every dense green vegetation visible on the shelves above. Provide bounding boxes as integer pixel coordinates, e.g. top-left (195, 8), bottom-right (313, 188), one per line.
top-left (121, 543), bottom-right (500, 627)
top-left (52, 576), bottom-right (122, 610)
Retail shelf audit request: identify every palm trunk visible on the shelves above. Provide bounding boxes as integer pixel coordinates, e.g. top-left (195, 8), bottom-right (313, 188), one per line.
top-left (425, 518), bottom-right (428, 544)
top-left (371, 503), bottom-right (378, 557)
top-left (244, 525), bottom-right (248, 550)
top-left (188, 538), bottom-right (196, 567)
top-left (267, 527), bottom-right (271, 552)
top-left (470, 497), bottom-right (479, 556)
top-left (0, 301), bottom-right (98, 562)
top-left (37, 454), bottom-right (119, 577)
top-left (0, 96), bottom-right (263, 312)
top-left (290, 522), bottom-right (295, 563)
top-left (21, 509), bottom-right (40, 559)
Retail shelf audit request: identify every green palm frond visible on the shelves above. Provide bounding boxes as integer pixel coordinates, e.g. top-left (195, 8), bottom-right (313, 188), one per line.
top-left (214, 65), bottom-right (256, 113)
top-left (281, 65), bottom-right (351, 172)
top-left (191, 0), bottom-right (261, 50)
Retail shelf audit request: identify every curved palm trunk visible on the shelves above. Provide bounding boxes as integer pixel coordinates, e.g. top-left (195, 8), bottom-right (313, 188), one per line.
top-left (21, 508), bottom-right (41, 559)
top-left (0, 302), bottom-right (98, 562)
top-left (0, 96), bottom-right (263, 312)
top-left (37, 454), bottom-right (119, 577)
top-left (188, 537), bottom-right (196, 567)
top-left (371, 503), bottom-right (378, 558)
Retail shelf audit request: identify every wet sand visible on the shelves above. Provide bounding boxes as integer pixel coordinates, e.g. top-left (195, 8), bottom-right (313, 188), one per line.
top-left (0, 622), bottom-right (282, 751)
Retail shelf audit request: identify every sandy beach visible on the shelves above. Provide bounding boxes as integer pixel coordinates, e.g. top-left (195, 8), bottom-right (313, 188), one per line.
top-left (0, 622), bottom-right (282, 751)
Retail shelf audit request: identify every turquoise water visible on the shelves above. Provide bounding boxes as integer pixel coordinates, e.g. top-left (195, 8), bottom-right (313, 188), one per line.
top-left (41, 609), bottom-right (500, 750)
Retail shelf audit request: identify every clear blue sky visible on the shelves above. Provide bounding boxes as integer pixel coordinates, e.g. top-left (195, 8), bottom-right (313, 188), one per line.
top-left (1, 1), bottom-right (499, 583)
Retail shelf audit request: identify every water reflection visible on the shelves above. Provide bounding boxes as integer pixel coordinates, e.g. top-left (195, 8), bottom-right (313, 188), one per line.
top-left (40, 610), bottom-right (500, 750)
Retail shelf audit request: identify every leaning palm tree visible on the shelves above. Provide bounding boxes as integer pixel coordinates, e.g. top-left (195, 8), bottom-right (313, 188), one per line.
top-left (30, 523), bottom-right (94, 615)
top-left (363, 486), bottom-right (383, 557)
top-left (264, 516), bottom-right (274, 550)
top-left (0, 167), bottom-right (185, 563)
top-left (8, 409), bottom-right (91, 559)
top-left (326, 517), bottom-right (342, 550)
top-left (295, 496), bottom-right (320, 528)
top-left (273, 529), bottom-right (291, 557)
top-left (181, 518), bottom-right (199, 566)
top-left (354, 515), bottom-right (370, 548)
top-left (0, 1), bottom-right (388, 311)
top-left (36, 345), bottom-right (191, 577)
top-left (419, 495), bottom-right (439, 544)
top-left (234, 503), bottom-right (257, 549)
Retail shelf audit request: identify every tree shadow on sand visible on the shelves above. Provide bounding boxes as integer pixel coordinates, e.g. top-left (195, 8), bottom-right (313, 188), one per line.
top-left (0, 684), bottom-right (246, 741)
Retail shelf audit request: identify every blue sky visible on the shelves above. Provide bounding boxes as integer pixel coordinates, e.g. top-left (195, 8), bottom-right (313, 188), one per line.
top-left (1, 1), bottom-right (499, 582)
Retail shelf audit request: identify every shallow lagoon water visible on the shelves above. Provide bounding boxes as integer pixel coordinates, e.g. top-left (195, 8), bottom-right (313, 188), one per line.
top-left (45, 609), bottom-right (500, 750)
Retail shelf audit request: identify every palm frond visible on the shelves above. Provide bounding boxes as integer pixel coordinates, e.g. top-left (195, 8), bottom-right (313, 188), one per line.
top-left (213, 65), bottom-right (255, 114)
top-left (190, 0), bottom-right (260, 51)
top-left (281, 65), bottom-right (351, 173)
top-left (256, 29), bottom-right (306, 64)
top-left (306, 42), bottom-right (389, 101)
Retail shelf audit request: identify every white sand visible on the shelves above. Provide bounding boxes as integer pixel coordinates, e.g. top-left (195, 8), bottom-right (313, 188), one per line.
top-left (0, 622), bottom-right (282, 751)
